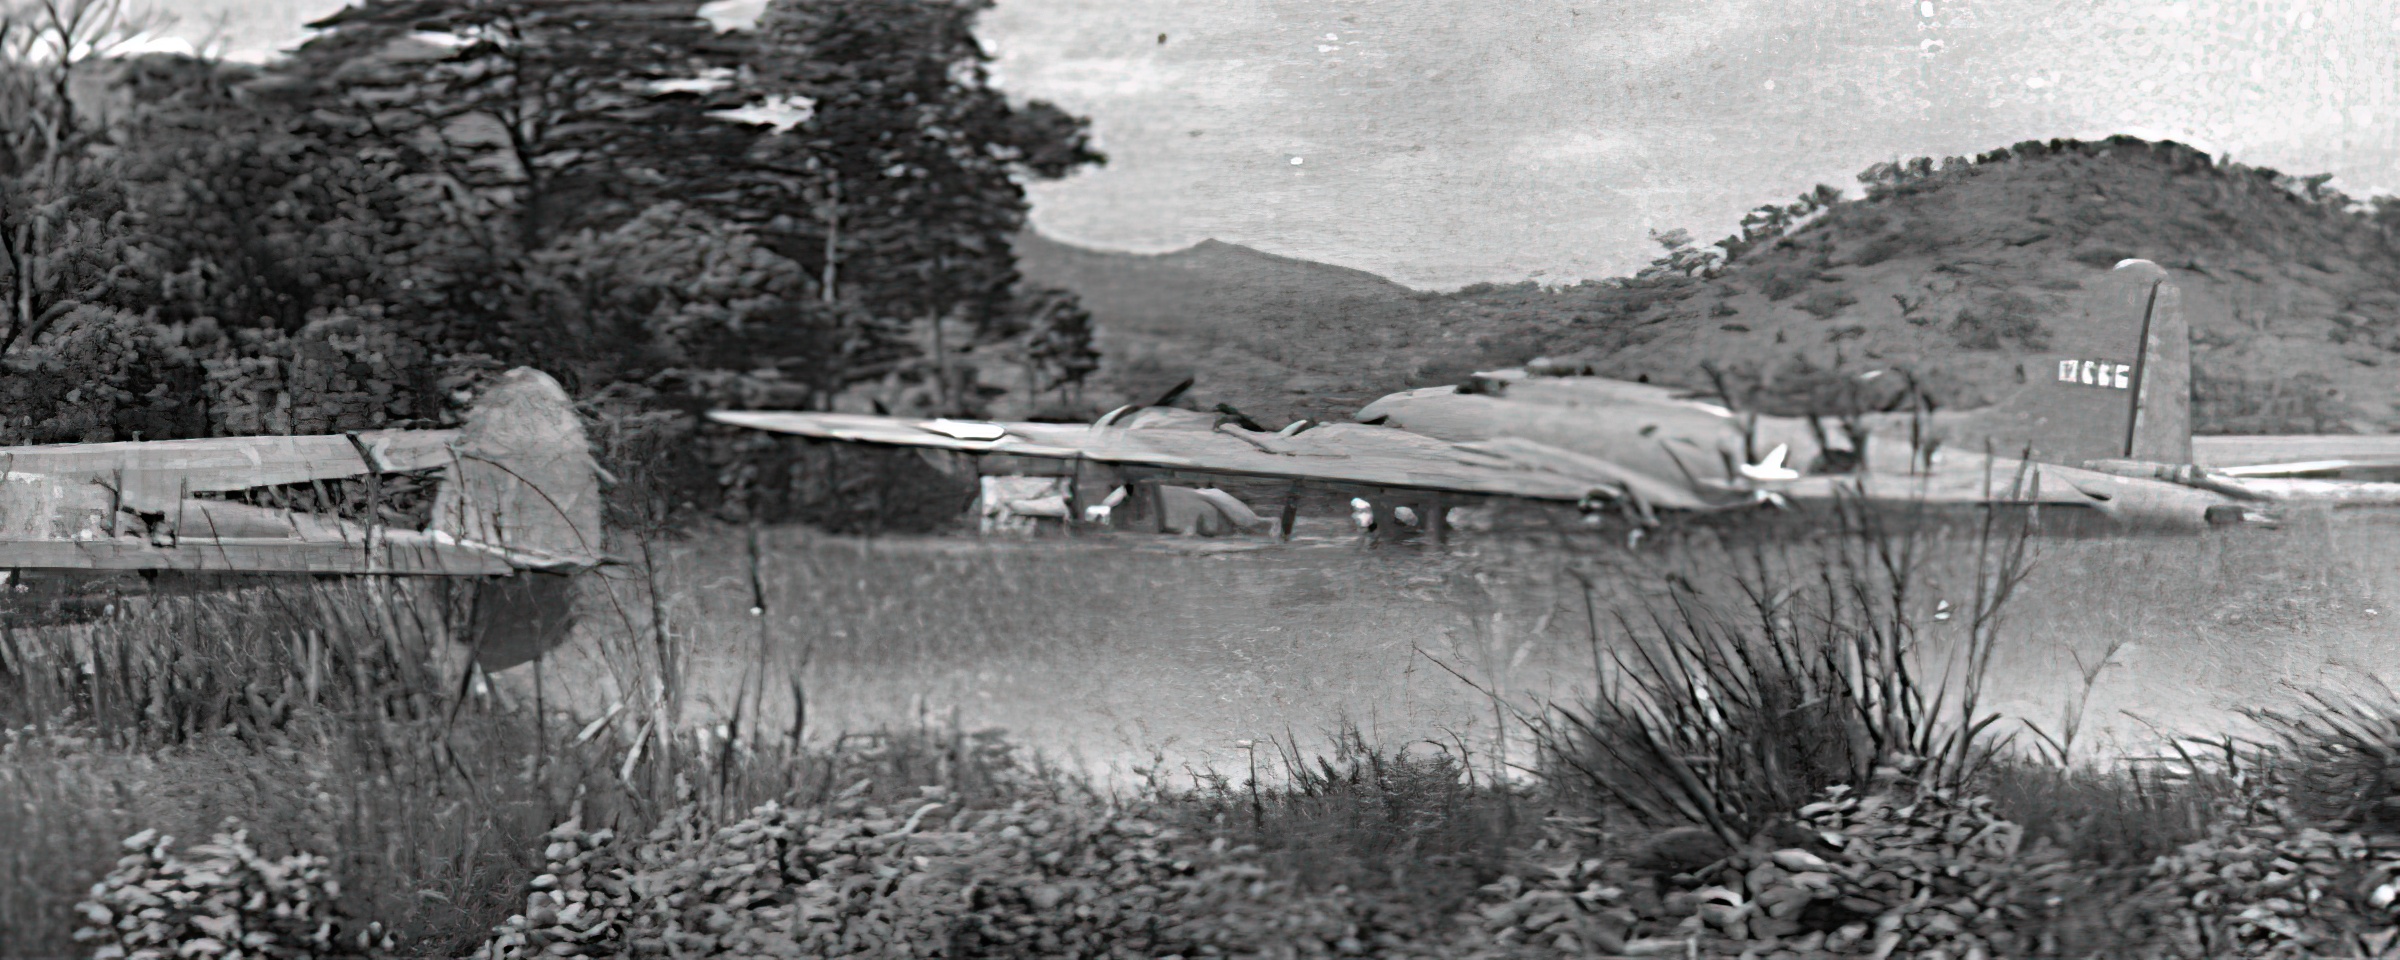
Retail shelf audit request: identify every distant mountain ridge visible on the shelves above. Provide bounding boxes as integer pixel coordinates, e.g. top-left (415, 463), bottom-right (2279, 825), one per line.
top-left (1017, 136), bottom-right (2400, 434)
top-left (1013, 231), bottom-right (1462, 425)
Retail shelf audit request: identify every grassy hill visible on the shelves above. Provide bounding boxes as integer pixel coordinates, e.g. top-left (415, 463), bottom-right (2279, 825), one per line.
top-left (1019, 136), bottom-right (2400, 434)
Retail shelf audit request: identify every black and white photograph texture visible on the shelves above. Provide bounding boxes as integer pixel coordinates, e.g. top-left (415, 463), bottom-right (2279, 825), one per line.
top-left (5, 0), bottom-right (2400, 957)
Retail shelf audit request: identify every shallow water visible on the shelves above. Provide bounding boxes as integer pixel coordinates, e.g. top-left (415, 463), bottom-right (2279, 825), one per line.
top-left (530, 510), bottom-right (2400, 788)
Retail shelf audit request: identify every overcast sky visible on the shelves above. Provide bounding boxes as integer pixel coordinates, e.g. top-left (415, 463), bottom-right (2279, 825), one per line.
top-left (174, 0), bottom-right (2400, 290)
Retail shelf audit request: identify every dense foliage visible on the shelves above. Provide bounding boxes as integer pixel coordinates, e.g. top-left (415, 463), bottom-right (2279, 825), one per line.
top-left (0, 0), bottom-right (1102, 525)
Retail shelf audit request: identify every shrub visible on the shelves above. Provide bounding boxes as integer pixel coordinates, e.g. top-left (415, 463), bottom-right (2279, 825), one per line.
top-left (2243, 682), bottom-right (2400, 828)
top-left (1976, 756), bottom-right (2226, 867)
top-left (479, 784), bottom-right (1430, 960)
top-left (74, 828), bottom-right (392, 960)
top-left (1797, 290), bottom-right (1858, 320)
top-left (1850, 234), bottom-right (1909, 267)
top-left (2194, 368), bottom-right (2361, 434)
top-left (1166, 727), bottom-right (1525, 923)
top-left (1756, 270), bottom-right (1807, 302)
top-left (1950, 292), bottom-right (2051, 351)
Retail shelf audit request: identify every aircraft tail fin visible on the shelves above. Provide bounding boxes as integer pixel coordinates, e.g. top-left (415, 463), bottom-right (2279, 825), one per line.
top-left (2122, 260), bottom-right (2192, 464)
top-left (1941, 258), bottom-right (2193, 466)
top-left (428, 367), bottom-right (605, 571)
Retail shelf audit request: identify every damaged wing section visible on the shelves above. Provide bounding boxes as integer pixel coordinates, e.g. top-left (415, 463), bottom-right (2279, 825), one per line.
top-left (704, 409), bottom-right (1744, 510)
top-left (0, 367), bottom-right (605, 577)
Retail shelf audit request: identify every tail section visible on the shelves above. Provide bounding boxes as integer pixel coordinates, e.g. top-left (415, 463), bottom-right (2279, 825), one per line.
top-left (429, 368), bottom-right (605, 571)
top-left (1938, 259), bottom-right (2192, 466)
top-left (2123, 260), bottom-right (2192, 464)
top-left (429, 367), bottom-right (603, 672)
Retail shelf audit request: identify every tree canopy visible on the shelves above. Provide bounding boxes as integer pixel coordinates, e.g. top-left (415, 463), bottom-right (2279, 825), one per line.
top-left (0, 0), bottom-right (1104, 523)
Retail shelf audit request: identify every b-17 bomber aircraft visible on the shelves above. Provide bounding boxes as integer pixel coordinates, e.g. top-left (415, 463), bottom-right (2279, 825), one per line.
top-left (710, 260), bottom-right (2400, 540)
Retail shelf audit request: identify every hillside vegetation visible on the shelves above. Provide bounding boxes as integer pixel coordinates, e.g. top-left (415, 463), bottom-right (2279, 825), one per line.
top-left (1025, 137), bottom-right (2400, 433)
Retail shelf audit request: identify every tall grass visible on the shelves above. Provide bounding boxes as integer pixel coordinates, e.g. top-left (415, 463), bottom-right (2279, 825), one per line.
top-left (0, 560), bottom-right (1024, 959)
top-left (1519, 487), bottom-right (2036, 846)
top-left (2244, 681), bottom-right (2400, 828)
top-left (0, 578), bottom-right (591, 957)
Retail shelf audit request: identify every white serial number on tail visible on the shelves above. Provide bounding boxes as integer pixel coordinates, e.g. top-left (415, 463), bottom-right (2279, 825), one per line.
top-left (2057, 359), bottom-right (2132, 389)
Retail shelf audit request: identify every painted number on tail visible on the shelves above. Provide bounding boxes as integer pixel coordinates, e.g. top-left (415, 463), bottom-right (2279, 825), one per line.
top-left (2057, 359), bottom-right (2131, 390)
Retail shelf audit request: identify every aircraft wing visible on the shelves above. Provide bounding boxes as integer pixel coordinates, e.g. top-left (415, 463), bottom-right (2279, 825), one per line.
top-left (2190, 435), bottom-right (2400, 479)
top-left (707, 410), bottom-right (1759, 510)
top-left (0, 430), bottom-right (459, 500)
top-left (709, 409), bottom-right (2255, 530)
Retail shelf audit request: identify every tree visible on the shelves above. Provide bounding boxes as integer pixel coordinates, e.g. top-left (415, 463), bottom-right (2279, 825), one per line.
top-left (109, 56), bottom-right (418, 333)
top-left (0, 1), bottom-right (224, 442)
top-left (740, 0), bottom-right (1102, 343)
top-left (0, 0), bottom-right (164, 357)
top-left (289, 0), bottom-right (759, 250)
top-left (284, 0), bottom-right (1106, 416)
top-left (1010, 285), bottom-right (1099, 406)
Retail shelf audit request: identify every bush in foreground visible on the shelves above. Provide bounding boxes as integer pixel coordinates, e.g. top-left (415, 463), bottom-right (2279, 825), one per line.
top-left (74, 828), bottom-right (391, 960)
top-left (474, 793), bottom-right (1413, 960)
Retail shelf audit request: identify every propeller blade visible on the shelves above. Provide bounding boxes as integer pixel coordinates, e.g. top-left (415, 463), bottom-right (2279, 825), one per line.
top-left (1149, 377), bottom-right (1196, 409)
